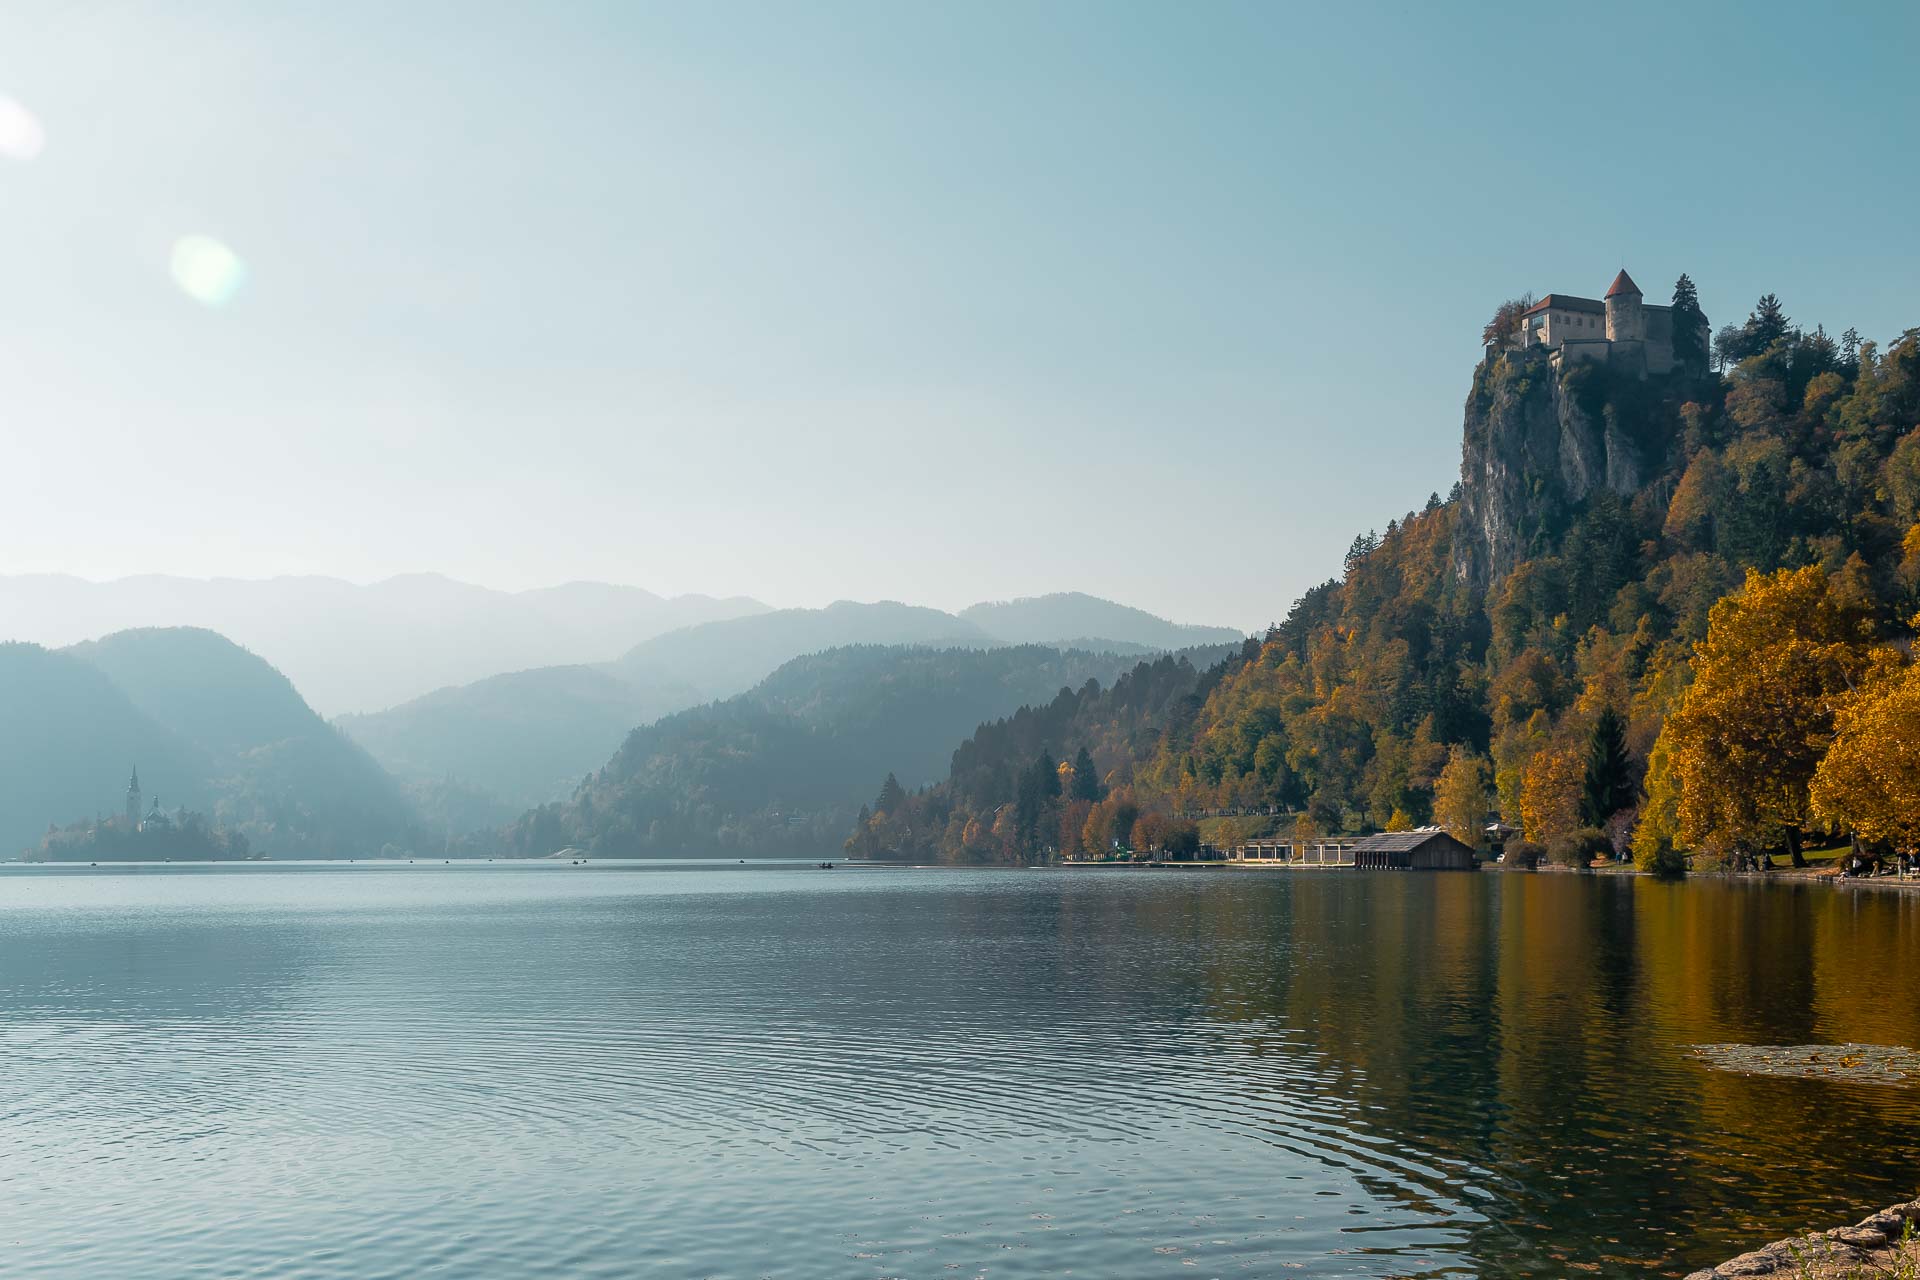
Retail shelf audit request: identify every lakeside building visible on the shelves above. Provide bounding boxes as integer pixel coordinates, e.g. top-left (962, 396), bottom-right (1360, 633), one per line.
top-left (1350, 829), bottom-right (1477, 871)
top-left (1224, 827), bottom-right (1477, 870)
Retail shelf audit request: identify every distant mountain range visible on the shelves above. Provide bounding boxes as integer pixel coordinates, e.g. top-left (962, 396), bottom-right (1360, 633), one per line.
top-left (0, 578), bottom-right (1244, 722)
top-left (337, 664), bottom-right (702, 831)
top-left (1, 581), bottom-right (1247, 852)
top-left (336, 595), bottom-right (1247, 828)
top-left (498, 643), bottom-right (1237, 858)
top-left (961, 593), bottom-right (1243, 651)
top-left (601, 593), bottom-right (1243, 702)
top-left (0, 574), bottom-right (767, 715)
top-left (1, 628), bottom-right (412, 858)
top-left (603, 600), bottom-right (997, 701)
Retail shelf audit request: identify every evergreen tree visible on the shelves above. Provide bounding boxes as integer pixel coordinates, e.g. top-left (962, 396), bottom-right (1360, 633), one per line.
top-left (1670, 274), bottom-right (1707, 370)
top-left (1750, 293), bottom-right (1791, 348)
top-left (1579, 706), bottom-right (1635, 826)
top-left (1014, 750), bottom-right (1060, 851)
top-left (874, 773), bottom-right (906, 818)
top-left (1344, 531), bottom-right (1379, 575)
top-left (1070, 746), bottom-right (1103, 803)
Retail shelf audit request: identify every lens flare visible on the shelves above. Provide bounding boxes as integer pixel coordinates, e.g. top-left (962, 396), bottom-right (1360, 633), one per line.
top-left (0, 95), bottom-right (46, 161)
top-left (170, 235), bottom-right (247, 307)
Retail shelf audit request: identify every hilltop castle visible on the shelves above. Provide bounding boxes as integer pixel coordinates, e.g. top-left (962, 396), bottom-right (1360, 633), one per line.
top-left (1512, 269), bottom-right (1706, 377)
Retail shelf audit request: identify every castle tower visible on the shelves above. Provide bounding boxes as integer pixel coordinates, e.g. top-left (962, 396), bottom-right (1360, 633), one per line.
top-left (1605, 269), bottom-right (1644, 342)
top-left (126, 766), bottom-right (141, 827)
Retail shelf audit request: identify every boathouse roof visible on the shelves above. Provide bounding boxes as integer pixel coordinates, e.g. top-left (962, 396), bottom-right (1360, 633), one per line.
top-left (1353, 829), bottom-right (1465, 853)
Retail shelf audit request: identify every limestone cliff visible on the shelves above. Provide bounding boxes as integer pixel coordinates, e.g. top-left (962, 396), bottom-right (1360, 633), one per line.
top-left (1451, 349), bottom-right (1670, 588)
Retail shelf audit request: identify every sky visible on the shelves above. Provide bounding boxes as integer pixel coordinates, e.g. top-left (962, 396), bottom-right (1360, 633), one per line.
top-left (1, 1), bottom-right (1915, 631)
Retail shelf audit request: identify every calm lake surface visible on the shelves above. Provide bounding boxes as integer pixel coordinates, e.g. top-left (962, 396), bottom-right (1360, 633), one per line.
top-left (3, 862), bottom-right (1917, 1278)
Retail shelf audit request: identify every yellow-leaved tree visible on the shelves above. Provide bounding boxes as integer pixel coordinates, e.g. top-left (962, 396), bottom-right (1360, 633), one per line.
top-left (1659, 565), bottom-right (1887, 866)
top-left (1519, 740), bottom-right (1584, 844)
top-left (1632, 731), bottom-right (1683, 870)
top-left (1810, 658), bottom-right (1920, 853)
top-left (1433, 746), bottom-right (1492, 848)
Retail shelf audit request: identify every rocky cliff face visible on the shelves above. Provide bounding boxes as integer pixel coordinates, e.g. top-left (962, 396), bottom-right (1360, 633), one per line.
top-left (1452, 350), bottom-right (1658, 588)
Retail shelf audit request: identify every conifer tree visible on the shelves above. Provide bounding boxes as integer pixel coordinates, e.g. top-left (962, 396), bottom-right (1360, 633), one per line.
top-left (1670, 274), bottom-right (1707, 369)
top-left (1750, 293), bottom-right (1790, 348)
top-left (1070, 746), bottom-right (1103, 803)
top-left (1579, 705), bottom-right (1635, 826)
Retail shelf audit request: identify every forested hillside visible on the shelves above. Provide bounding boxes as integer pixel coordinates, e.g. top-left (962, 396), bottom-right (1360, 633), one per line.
top-left (498, 643), bottom-right (1215, 857)
top-left (339, 663), bottom-right (703, 831)
top-left (44, 628), bottom-right (414, 857)
top-left (856, 283), bottom-right (1920, 868)
top-left (0, 642), bottom-right (216, 855)
top-left (605, 601), bottom-right (998, 702)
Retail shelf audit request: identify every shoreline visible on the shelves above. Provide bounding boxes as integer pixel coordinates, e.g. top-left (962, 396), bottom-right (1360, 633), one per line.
top-left (1686, 1198), bottom-right (1920, 1278)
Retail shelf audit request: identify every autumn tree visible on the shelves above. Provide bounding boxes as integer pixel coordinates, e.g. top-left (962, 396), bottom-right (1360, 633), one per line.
top-left (1520, 741), bottom-right (1585, 844)
top-left (1661, 566), bottom-right (1883, 866)
top-left (1432, 747), bottom-right (1491, 847)
top-left (1810, 660), bottom-right (1920, 854)
top-left (1481, 293), bottom-right (1537, 348)
top-left (1131, 811), bottom-right (1169, 854)
top-left (1632, 731), bottom-right (1683, 873)
top-left (1083, 793), bottom-right (1139, 855)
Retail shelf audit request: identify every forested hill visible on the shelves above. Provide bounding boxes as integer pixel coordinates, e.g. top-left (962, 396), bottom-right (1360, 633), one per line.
top-left (498, 643), bottom-right (1226, 857)
top-left (2, 627), bottom-right (416, 857)
top-left (856, 283), bottom-right (1920, 866)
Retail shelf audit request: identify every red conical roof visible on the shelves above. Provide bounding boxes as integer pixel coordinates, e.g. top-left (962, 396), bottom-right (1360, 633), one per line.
top-left (1605, 269), bottom-right (1642, 299)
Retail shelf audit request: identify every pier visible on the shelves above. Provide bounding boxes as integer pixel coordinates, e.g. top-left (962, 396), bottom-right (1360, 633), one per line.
top-left (1226, 840), bottom-right (1358, 866)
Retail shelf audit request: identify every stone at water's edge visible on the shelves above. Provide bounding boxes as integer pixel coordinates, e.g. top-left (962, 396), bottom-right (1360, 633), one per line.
top-left (1684, 1199), bottom-right (1920, 1279)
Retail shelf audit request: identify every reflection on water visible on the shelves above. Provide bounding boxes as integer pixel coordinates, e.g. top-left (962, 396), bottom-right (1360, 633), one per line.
top-left (1, 862), bottom-right (1916, 1278)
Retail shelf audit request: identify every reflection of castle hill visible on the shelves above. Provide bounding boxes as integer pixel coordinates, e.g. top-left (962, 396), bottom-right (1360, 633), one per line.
top-left (1069, 874), bottom-right (1920, 1278)
top-left (31, 766), bottom-right (252, 862)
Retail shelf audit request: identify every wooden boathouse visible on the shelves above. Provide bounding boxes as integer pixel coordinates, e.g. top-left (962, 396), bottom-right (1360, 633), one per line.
top-left (1350, 829), bottom-right (1477, 871)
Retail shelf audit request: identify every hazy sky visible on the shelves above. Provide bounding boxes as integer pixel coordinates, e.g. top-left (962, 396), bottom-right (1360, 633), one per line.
top-left (2, 2), bottom-right (1914, 630)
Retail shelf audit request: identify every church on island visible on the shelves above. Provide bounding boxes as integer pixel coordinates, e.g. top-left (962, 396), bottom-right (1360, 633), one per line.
top-left (124, 765), bottom-right (172, 833)
top-left (1511, 269), bottom-right (1707, 377)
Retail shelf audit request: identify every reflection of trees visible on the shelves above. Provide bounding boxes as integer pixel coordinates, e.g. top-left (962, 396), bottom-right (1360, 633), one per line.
top-left (1088, 873), bottom-right (1920, 1277)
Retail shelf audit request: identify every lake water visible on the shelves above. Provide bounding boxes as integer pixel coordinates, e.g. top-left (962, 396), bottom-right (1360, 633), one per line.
top-left (3, 862), bottom-right (1917, 1278)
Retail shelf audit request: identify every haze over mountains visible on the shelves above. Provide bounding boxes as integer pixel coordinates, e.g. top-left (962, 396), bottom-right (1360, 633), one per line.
top-left (0, 578), bottom-right (1246, 856)
top-left (500, 643), bottom-right (1235, 858)
top-left (339, 594), bottom-right (1243, 827)
top-left (0, 574), bottom-right (767, 715)
top-left (2, 628), bottom-right (411, 858)
top-left (0, 577), bottom-right (1243, 721)
top-left (337, 664), bottom-right (701, 830)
